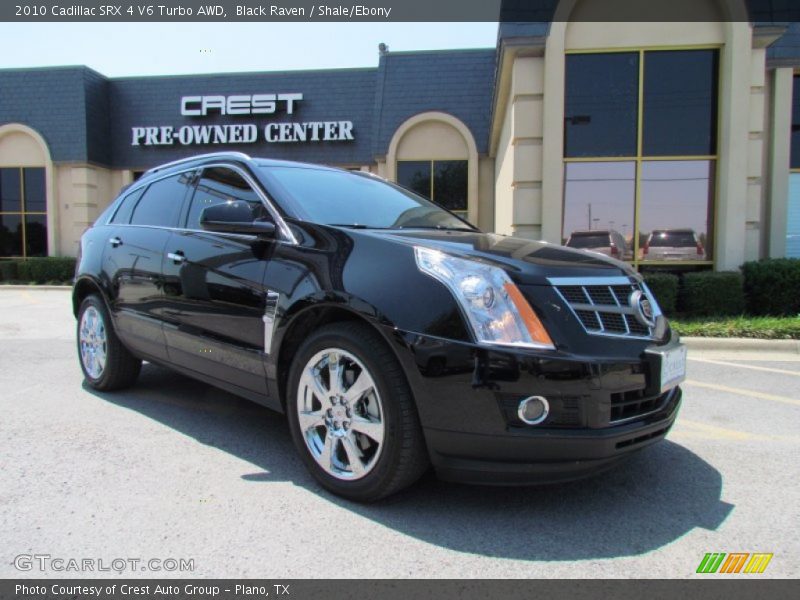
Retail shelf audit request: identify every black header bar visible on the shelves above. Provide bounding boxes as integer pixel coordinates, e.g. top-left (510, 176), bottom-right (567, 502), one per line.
top-left (3, 0), bottom-right (800, 22)
top-left (2, 579), bottom-right (799, 600)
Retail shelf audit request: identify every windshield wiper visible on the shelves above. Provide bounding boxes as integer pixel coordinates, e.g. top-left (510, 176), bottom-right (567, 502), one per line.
top-left (327, 223), bottom-right (389, 229)
top-left (396, 225), bottom-right (476, 232)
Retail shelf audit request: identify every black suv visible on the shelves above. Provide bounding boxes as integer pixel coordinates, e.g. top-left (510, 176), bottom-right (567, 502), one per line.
top-left (73, 152), bottom-right (686, 501)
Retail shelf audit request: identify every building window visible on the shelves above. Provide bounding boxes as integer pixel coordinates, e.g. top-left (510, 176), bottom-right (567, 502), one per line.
top-left (791, 75), bottom-right (800, 170)
top-left (563, 161), bottom-right (636, 260)
top-left (563, 49), bottom-right (718, 265)
top-left (786, 75), bottom-right (800, 258)
top-left (0, 167), bottom-right (47, 257)
top-left (397, 160), bottom-right (468, 217)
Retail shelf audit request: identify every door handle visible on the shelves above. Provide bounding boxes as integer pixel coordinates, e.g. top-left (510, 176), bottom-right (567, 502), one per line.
top-left (167, 251), bottom-right (186, 264)
top-left (109, 237), bottom-right (122, 248)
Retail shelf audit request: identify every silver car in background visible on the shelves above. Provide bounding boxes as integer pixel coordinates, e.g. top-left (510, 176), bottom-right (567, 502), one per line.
top-left (641, 229), bottom-right (706, 261)
top-left (565, 229), bottom-right (630, 261)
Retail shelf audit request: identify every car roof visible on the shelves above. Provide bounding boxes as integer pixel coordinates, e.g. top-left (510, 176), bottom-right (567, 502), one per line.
top-left (139, 152), bottom-right (342, 183)
top-left (252, 158), bottom-right (341, 172)
top-left (570, 230), bottom-right (612, 236)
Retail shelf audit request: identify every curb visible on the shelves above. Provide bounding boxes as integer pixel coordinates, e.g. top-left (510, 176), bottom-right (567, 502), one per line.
top-left (0, 285), bottom-right (72, 291)
top-left (682, 336), bottom-right (800, 354)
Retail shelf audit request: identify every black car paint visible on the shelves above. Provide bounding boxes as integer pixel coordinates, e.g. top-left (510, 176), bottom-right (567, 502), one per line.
top-left (74, 156), bottom-right (682, 484)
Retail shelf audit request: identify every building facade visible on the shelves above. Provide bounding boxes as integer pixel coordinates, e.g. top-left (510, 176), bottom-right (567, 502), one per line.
top-left (1, 0), bottom-right (799, 270)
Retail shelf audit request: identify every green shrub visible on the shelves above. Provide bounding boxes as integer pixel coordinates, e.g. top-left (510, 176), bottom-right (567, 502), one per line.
top-left (741, 258), bottom-right (800, 316)
top-left (679, 271), bottom-right (745, 317)
top-left (0, 260), bottom-right (17, 282)
top-left (15, 259), bottom-right (32, 281)
top-left (27, 257), bottom-right (76, 283)
top-left (642, 273), bottom-right (679, 316)
top-left (12, 257), bottom-right (76, 283)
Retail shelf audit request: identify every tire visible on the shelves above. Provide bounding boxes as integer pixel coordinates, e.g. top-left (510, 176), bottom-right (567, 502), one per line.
top-left (286, 322), bottom-right (429, 502)
top-left (77, 294), bottom-right (141, 391)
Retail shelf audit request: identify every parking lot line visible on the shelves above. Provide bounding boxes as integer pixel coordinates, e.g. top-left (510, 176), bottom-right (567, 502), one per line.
top-left (674, 419), bottom-right (800, 443)
top-left (675, 419), bottom-right (753, 441)
top-left (683, 379), bottom-right (800, 407)
top-left (688, 357), bottom-right (800, 377)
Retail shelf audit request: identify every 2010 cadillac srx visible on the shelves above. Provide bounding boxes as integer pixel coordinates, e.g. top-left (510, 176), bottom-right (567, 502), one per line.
top-left (73, 152), bottom-right (686, 501)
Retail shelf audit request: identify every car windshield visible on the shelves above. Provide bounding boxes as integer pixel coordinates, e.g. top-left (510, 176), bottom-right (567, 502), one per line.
top-left (567, 233), bottom-right (610, 248)
top-left (649, 231), bottom-right (696, 247)
top-left (257, 166), bottom-right (474, 230)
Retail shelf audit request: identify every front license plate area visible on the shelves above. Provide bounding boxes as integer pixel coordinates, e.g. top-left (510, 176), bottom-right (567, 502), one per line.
top-left (646, 344), bottom-right (687, 393)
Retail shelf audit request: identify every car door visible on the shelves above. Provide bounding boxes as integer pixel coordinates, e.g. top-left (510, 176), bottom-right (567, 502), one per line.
top-left (161, 165), bottom-right (272, 396)
top-left (104, 171), bottom-right (195, 361)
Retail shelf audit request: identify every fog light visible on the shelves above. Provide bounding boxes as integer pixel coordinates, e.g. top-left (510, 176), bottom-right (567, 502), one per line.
top-left (518, 396), bottom-right (549, 425)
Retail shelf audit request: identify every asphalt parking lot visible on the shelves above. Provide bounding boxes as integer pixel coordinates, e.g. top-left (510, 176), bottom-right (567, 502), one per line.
top-left (0, 288), bottom-right (798, 579)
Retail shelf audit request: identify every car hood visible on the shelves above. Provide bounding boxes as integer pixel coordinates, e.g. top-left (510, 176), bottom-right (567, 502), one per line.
top-left (360, 229), bottom-right (637, 285)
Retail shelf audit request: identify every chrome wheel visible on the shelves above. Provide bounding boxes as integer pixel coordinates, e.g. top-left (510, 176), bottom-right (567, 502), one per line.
top-left (296, 348), bottom-right (385, 480)
top-left (79, 305), bottom-right (107, 379)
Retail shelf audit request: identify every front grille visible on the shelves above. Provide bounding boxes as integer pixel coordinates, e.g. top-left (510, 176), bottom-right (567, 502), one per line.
top-left (549, 277), bottom-right (658, 340)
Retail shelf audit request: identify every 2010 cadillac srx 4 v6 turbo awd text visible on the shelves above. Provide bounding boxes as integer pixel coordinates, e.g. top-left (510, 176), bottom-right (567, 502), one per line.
top-left (73, 152), bottom-right (686, 501)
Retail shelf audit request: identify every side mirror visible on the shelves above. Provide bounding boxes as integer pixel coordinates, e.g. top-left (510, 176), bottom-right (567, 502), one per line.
top-left (199, 201), bottom-right (276, 238)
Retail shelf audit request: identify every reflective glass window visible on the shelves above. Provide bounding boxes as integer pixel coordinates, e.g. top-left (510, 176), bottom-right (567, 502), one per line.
top-left (260, 166), bottom-right (469, 230)
top-left (130, 172), bottom-right (193, 228)
top-left (0, 167), bottom-right (48, 256)
top-left (639, 160), bottom-right (714, 261)
top-left (397, 160), bottom-right (468, 215)
top-left (0, 214), bottom-right (22, 256)
top-left (24, 214), bottom-right (47, 257)
top-left (23, 168), bottom-right (46, 211)
top-left (110, 187), bottom-right (145, 225)
top-left (643, 50), bottom-right (718, 156)
top-left (562, 161), bottom-right (636, 260)
top-left (791, 75), bottom-right (800, 169)
top-left (565, 53), bottom-right (639, 157)
top-left (397, 161), bottom-right (432, 199)
top-left (433, 161), bottom-right (467, 212)
top-left (0, 169), bottom-right (21, 212)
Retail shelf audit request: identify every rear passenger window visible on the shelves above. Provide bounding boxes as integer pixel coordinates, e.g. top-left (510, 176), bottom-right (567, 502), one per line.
top-left (185, 167), bottom-right (270, 230)
top-left (109, 187), bottom-right (144, 224)
top-left (130, 172), bottom-right (194, 227)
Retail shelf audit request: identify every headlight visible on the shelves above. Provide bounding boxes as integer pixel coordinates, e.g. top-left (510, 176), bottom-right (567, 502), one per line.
top-left (414, 246), bottom-right (555, 350)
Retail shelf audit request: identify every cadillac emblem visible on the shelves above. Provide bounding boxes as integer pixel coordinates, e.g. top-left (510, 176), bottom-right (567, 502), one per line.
top-left (629, 290), bottom-right (656, 328)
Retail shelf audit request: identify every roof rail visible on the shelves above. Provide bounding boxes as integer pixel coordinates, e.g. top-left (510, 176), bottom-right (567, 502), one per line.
top-left (142, 152), bottom-right (252, 177)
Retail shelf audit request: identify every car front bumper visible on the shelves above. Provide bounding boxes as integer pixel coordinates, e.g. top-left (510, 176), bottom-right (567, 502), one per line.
top-left (386, 328), bottom-right (684, 485)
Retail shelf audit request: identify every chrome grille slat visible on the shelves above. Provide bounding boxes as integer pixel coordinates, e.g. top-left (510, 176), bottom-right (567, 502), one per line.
top-left (570, 303), bottom-right (637, 314)
top-left (549, 276), bottom-right (659, 340)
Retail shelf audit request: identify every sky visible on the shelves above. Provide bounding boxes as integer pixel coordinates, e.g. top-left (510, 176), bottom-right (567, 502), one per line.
top-left (0, 22), bottom-right (499, 76)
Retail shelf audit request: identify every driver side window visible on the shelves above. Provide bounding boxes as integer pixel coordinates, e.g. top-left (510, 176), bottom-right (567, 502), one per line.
top-left (185, 166), bottom-right (270, 230)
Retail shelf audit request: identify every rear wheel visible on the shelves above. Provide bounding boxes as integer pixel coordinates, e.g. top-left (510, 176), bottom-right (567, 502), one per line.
top-left (286, 322), bottom-right (428, 502)
top-left (77, 294), bottom-right (141, 391)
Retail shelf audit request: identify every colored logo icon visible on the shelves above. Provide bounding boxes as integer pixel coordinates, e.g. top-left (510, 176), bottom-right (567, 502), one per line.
top-left (696, 553), bottom-right (773, 574)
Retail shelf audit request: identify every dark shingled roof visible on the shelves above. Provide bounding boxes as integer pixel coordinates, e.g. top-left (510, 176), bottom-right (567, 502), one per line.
top-left (372, 49), bottom-right (496, 156)
top-left (767, 22), bottom-right (800, 65)
top-left (1, 49), bottom-right (496, 168)
top-left (0, 66), bottom-right (102, 163)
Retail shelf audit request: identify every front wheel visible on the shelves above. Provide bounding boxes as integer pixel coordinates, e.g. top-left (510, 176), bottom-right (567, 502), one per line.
top-left (286, 322), bottom-right (428, 502)
top-left (77, 294), bottom-right (141, 391)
